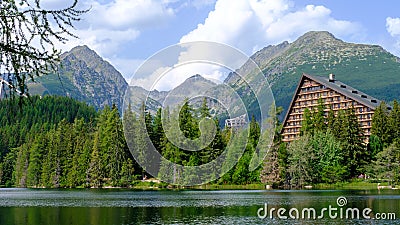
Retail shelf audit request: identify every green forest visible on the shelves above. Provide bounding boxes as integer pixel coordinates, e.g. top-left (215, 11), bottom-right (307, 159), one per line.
top-left (0, 96), bottom-right (399, 188)
top-left (262, 100), bottom-right (400, 188)
top-left (0, 96), bottom-right (261, 187)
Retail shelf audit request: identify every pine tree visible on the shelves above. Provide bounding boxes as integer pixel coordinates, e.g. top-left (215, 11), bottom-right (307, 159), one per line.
top-left (368, 135), bottom-right (383, 161)
top-left (199, 98), bottom-right (211, 118)
top-left (120, 158), bottom-right (135, 187)
top-left (88, 133), bottom-right (103, 188)
top-left (260, 105), bottom-right (286, 186)
top-left (341, 108), bottom-right (366, 177)
top-left (27, 134), bottom-right (47, 187)
top-left (326, 109), bottom-right (335, 131)
top-left (0, 148), bottom-right (18, 187)
top-left (123, 103), bottom-right (137, 156)
top-left (389, 100), bottom-right (400, 143)
top-left (372, 102), bottom-right (390, 146)
top-left (152, 108), bottom-right (165, 153)
top-left (313, 98), bottom-right (326, 132)
top-left (301, 108), bottom-right (313, 135)
top-left (107, 105), bottom-right (128, 185)
top-left (14, 143), bottom-right (30, 187)
top-left (135, 103), bottom-right (152, 179)
top-left (332, 109), bottom-right (345, 139)
top-left (179, 100), bottom-right (199, 140)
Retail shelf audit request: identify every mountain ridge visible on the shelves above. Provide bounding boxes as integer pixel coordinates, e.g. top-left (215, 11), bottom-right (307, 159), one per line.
top-left (29, 45), bottom-right (128, 111)
top-left (226, 31), bottom-right (400, 118)
top-left (29, 31), bottom-right (400, 119)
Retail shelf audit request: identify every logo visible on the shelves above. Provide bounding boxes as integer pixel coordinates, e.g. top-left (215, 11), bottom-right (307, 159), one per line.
top-left (257, 196), bottom-right (396, 220)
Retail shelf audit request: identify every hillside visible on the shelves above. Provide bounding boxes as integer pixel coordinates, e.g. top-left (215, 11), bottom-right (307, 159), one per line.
top-left (28, 45), bottom-right (128, 111)
top-left (227, 31), bottom-right (400, 117)
top-left (27, 32), bottom-right (400, 119)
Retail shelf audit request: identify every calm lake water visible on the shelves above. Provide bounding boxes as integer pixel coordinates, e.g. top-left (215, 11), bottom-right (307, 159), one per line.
top-left (0, 188), bottom-right (399, 224)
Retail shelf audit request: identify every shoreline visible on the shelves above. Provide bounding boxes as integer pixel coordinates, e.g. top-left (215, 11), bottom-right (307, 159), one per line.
top-left (1, 181), bottom-right (396, 191)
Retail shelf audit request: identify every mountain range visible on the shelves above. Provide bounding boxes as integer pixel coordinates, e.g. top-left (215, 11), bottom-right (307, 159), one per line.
top-left (227, 31), bottom-right (400, 117)
top-left (28, 31), bottom-right (400, 119)
top-left (29, 45), bottom-right (128, 111)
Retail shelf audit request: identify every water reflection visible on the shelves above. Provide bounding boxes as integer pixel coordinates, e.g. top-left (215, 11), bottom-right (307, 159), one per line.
top-left (0, 188), bottom-right (398, 224)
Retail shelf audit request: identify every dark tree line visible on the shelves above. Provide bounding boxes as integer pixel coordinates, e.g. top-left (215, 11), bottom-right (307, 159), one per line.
top-left (0, 96), bottom-right (263, 187)
top-left (369, 101), bottom-right (400, 184)
top-left (0, 96), bottom-right (137, 187)
top-left (4, 95), bottom-right (396, 188)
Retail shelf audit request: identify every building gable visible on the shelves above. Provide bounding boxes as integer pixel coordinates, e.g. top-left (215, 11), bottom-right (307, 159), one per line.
top-left (281, 73), bottom-right (382, 142)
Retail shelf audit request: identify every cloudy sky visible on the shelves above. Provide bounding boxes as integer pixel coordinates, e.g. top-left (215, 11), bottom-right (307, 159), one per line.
top-left (53, 0), bottom-right (400, 90)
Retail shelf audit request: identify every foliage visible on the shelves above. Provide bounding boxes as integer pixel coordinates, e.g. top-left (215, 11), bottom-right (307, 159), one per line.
top-left (2, 93), bottom-right (400, 188)
top-left (374, 142), bottom-right (400, 183)
top-left (0, 0), bottom-right (87, 97)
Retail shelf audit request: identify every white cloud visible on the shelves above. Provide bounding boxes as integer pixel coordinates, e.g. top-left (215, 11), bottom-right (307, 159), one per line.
top-left (52, 0), bottom-right (174, 53)
top-left (50, 0), bottom-right (176, 79)
top-left (386, 17), bottom-right (400, 55)
top-left (129, 42), bottom-right (249, 91)
top-left (180, 0), bottom-right (362, 55)
top-left (128, 0), bottom-right (360, 91)
top-left (87, 0), bottom-right (175, 30)
top-left (62, 28), bottom-right (140, 56)
top-left (387, 17), bottom-right (400, 37)
top-left (130, 58), bottom-right (230, 91)
top-left (152, 63), bottom-right (227, 91)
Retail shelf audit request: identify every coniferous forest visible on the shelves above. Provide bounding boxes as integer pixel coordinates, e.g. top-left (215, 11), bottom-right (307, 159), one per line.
top-left (0, 95), bottom-right (399, 188)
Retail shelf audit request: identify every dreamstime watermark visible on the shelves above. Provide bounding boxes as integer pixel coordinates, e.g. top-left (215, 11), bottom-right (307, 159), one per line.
top-left (122, 41), bottom-right (276, 186)
top-left (257, 196), bottom-right (396, 220)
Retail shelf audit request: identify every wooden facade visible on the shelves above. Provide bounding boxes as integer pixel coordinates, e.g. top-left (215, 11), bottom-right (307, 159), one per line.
top-left (282, 73), bottom-right (384, 142)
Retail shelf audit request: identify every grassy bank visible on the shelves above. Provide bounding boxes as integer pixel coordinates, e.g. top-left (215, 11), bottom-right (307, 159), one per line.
top-left (132, 180), bottom-right (393, 191)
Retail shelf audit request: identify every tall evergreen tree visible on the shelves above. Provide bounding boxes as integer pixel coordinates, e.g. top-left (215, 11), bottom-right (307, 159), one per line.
top-left (389, 100), bottom-right (400, 143)
top-left (88, 132), bottom-right (103, 188)
top-left (26, 134), bottom-right (47, 187)
top-left (152, 108), bottom-right (165, 153)
top-left (313, 98), bottom-right (326, 132)
top-left (341, 108), bottom-right (366, 177)
top-left (326, 109), bottom-right (335, 131)
top-left (372, 102), bottom-right (390, 146)
top-left (300, 108), bottom-right (313, 135)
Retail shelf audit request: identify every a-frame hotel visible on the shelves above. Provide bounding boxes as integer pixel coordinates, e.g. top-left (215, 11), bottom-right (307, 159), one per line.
top-left (281, 73), bottom-right (387, 142)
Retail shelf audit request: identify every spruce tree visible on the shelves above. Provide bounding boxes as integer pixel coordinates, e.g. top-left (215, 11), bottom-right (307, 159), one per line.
top-left (389, 100), bottom-right (400, 143)
top-left (313, 98), bottom-right (326, 132)
top-left (341, 108), bottom-right (366, 177)
top-left (301, 108), bottom-right (313, 135)
top-left (88, 133), bottom-right (103, 188)
top-left (372, 102), bottom-right (390, 146)
top-left (326, 109), bottom-right (335, 131)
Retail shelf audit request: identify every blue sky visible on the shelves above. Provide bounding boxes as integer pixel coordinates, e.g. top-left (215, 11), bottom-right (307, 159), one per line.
top-left (54, 0), bottom-right (400, 90)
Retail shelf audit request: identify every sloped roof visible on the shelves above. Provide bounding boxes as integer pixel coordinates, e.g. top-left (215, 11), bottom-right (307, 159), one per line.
top-left (282, 73), bottom-right (384, 127)
top-left (303, 73), bottom-right (382, 109)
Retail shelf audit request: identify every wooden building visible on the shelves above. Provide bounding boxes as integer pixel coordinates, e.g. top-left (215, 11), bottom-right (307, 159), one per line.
top-left (281, 73), bottom-right (387, 142)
